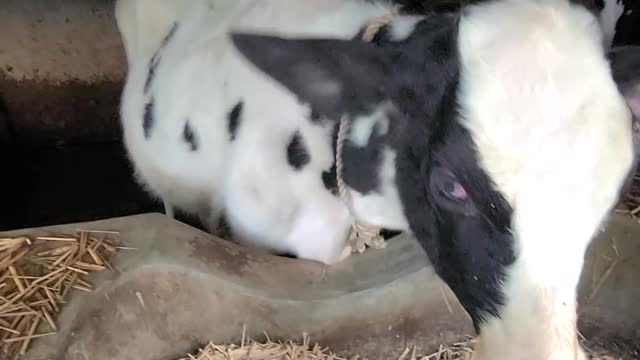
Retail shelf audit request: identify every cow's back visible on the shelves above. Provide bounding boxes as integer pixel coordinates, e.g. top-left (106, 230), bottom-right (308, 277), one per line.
top-left (116, 0), bottom-right (393, 228)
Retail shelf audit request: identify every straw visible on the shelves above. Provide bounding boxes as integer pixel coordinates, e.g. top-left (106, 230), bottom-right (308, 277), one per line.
top-left (0, 231), bottom-right (119, 359)
top-left (177, 333), bottom-right (630, 360)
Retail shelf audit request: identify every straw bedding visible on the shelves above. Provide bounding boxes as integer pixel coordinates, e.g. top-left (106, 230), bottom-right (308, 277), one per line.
top-left (177, 332), bottom-right (631, 360)
top-left (177, 332), bottom-right (477, 360)
top-left (0, 231), bottom-right (120, 359)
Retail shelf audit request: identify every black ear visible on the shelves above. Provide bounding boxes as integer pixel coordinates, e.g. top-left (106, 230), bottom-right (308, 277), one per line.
top-left (608, 45), bottom-right (640, 119)
top-left (230, 32), bottom-right (391, 119)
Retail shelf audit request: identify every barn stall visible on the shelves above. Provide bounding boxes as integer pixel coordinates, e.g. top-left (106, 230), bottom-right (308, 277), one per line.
top-left (0, 0), bottom-right (639, 359)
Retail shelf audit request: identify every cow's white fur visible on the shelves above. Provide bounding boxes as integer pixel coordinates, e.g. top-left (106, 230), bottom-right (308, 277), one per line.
top-left (388, 15), bottom-right (425, 41)
top-left (458, 0), bottom-right (634, 359)
top-left (114, 0), bottom-right (199, 67)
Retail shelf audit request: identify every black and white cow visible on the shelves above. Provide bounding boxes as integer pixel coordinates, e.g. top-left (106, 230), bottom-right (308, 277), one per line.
top-left (115, 0), bottom-right (640, 359)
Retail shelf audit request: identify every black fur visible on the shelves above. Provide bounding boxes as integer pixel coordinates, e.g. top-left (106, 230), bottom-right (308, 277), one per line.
top-left (144, 23), bottom-right (179, 94)
top-left (230, 13), bottom-right (516, 331)
top-left (230, 33), bottom-right (390, 121)
top-left (383, 14), bottom-right (515, 329)
top-left (183, 120), bottom-right (198, 151)
top-left (321, 171), bottom-right (338, 195)
top-left (143, 100), bottom-right (155, 139)
top-left (569, 0), bottom-right (605, 14)
top-left (287, 131), bottom-right (311, 170)
top-left (608, 45), bottom-right (640, 93)
top-left (141, 23), bottom-right (178, 139)
top-left (322, 122), bottom-right (340, 196)
top-left (374, 0), bottom-right (468, 14)
top-left (612, 0), bottom-right (640, 47)
top-left (309, 109), bottom-right (322, 123)
top-left (342, 122), bottom-right (385, 194)
top-left (228, 101), bottom-right (243, 141)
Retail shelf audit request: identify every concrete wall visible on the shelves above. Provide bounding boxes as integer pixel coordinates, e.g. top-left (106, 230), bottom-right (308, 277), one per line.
top-left (0, 0), bottom-right (125, 145)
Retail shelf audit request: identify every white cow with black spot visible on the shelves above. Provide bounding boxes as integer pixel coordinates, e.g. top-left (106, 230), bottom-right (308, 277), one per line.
top-left (115, 0), bottom-right (640, 359)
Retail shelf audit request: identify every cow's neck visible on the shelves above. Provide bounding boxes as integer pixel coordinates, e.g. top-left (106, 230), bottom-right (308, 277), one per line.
top-left (337, 108), bottom-right (410, 232)
top-left (474, 273), bottom-right (584, 359)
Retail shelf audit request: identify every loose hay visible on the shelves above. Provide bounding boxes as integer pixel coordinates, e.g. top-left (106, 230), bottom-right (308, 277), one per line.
top-left (177, 334), bottom-right (475, 360)
top-left (0, 230), bottom-right (120, 359)
top-left (178, 333), bottom-right (631, 360)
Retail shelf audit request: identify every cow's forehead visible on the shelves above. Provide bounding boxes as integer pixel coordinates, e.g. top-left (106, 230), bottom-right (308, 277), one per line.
top-left (455, 0), bottom-right (634, 222)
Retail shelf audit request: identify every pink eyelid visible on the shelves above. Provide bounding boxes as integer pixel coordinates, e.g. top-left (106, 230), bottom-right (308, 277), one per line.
top-left (450, 182), bottom-right (468, 200)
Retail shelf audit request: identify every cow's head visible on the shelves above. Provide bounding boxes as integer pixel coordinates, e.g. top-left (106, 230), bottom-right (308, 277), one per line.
top-left (230, 0), bottom-right (640, 358)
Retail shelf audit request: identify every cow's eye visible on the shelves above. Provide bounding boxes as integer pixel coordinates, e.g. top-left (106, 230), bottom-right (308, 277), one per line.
top-left (442, 180), bottom-right (468, 202)
top-left (428, 162), bottom-right (478, 216)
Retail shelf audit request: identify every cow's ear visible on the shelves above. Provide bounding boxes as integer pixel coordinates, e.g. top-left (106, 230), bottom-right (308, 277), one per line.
top-left (230, 32), bottom-right (391, 118)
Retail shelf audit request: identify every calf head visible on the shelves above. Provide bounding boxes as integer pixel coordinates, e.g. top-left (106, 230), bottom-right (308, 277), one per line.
top-left (231, 0), bottom-right (640, 358)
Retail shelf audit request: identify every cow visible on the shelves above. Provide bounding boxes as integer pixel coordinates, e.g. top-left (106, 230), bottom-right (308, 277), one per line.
top-left (114, 0), bottom-right (640, 359)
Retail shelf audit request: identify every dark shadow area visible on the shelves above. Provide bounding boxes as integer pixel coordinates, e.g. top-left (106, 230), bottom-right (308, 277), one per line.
top-left (614, 0), bottom-right (640, 47)
top-left (0, 141), bottom-right (162, 231)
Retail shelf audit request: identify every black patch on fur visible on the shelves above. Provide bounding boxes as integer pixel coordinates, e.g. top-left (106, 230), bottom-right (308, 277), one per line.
top-left (143, 100), bottom-right (155, 139)
top-left (322, 122), bottom-right (340, 196)
top-left (183, 120), bottom-right (198, 151)
top-left (321, 171), bottom-right (338, 195)
top-left (144, 23), bottom-right (179, 94)
top-left (287, 131), bottom-right (310, 170)
top-left (228, 101), bottom-right (243, 141)
top-left (569, 0), bottom-right (605, 14)
top-left (370, 0), bottom-right (468, 13)
top-left (310, 109), bottom-right (322, 123)
top-left (342, 122), bottom-right (385, 194)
